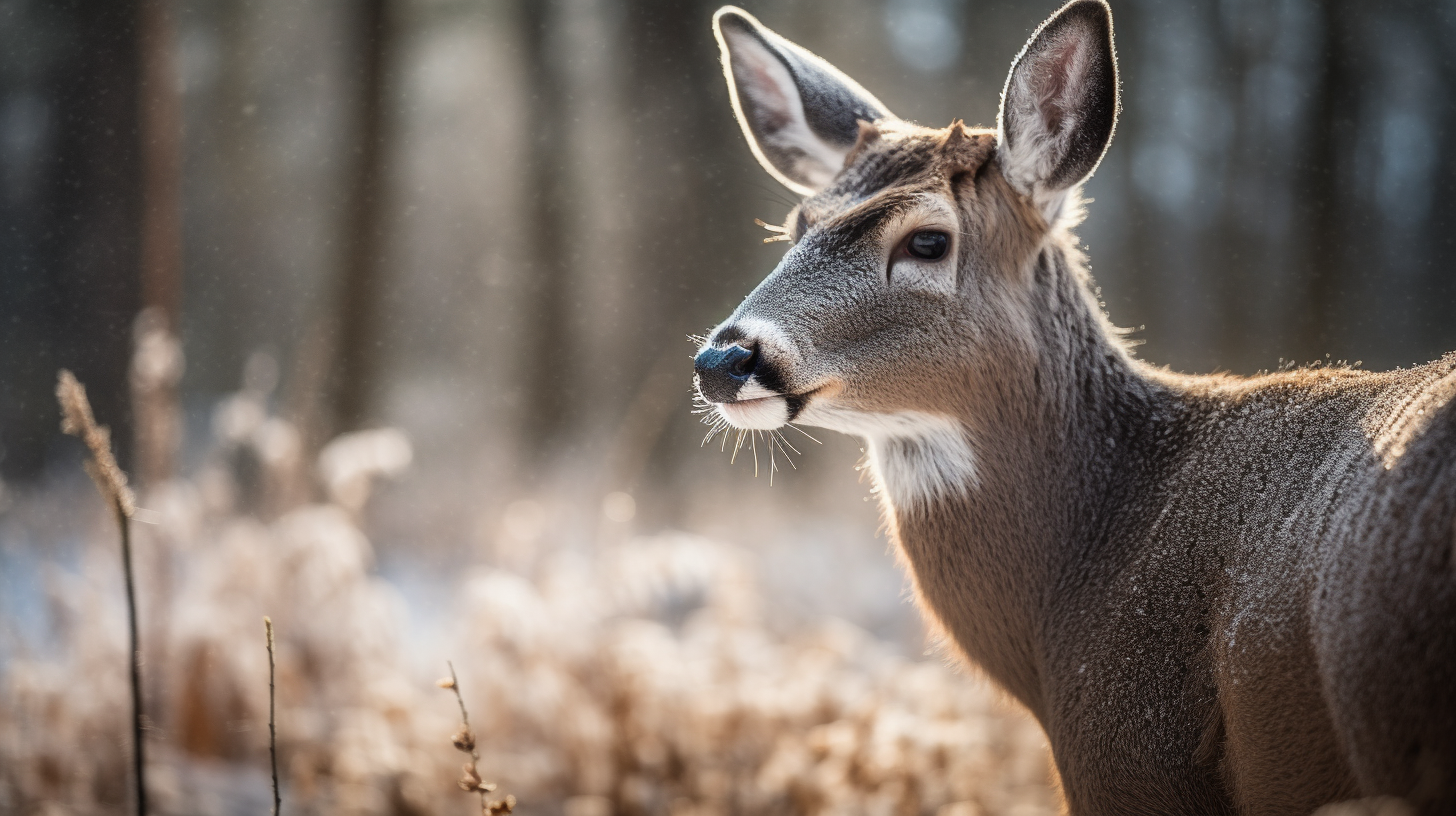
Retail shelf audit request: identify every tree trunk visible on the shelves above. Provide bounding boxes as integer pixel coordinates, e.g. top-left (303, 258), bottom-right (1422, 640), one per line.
top-left (332, 0), bottom-right (393, 434)
top-left (133, 0), bottom-right (185, 486)
top-left (517, 0), bottom-right (574, 456)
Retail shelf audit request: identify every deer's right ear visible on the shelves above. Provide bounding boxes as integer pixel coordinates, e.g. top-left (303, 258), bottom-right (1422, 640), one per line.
top-left (997, 0), bottom-right (1119, 217)
top-left (714, 7), bottom-right (893, 196)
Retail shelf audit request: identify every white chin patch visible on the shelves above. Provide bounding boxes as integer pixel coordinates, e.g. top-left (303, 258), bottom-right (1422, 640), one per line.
top-left (716, 397), bottom-right (789, 430)
top-left (796, 403), bottom-right (977, 510)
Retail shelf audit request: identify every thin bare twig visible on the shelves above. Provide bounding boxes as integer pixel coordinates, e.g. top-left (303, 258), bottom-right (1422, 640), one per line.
top-left (265, 617), bottom-right (280, 816)
top-left (57, 370), bottom-right (145, 816)
top-left (438, 662), bottom-right (514, 815)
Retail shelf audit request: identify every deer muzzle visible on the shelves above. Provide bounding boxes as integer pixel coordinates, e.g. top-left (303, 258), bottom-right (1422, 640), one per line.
top-left (694, 341), bottom-right (793, 430)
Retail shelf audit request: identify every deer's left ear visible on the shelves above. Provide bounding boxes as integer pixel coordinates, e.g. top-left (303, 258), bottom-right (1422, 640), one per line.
top-left (997, 0), bottom-right (1119, 218)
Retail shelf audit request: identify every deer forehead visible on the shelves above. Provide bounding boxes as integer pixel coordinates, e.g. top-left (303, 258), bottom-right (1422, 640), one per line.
top-left (793, 124), bottom-right (1000, 234)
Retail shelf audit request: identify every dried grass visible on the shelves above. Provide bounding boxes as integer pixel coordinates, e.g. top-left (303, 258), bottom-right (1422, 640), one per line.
top-left (266, 617), bottom-right (280, 816)
top-left (55, 370), bottom-right (146, 816)
top-left (57, 370), bottom-right (135, 519)
top-left (2, 375), bottom-right (1059, 816)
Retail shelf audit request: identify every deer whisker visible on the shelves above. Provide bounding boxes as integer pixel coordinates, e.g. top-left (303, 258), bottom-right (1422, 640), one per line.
top-left (785, 423), bottom-right (822, 444)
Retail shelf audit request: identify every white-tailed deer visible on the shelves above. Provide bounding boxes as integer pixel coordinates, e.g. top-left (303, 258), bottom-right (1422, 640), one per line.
top-left (693, 3), bottom-right (1456, 813)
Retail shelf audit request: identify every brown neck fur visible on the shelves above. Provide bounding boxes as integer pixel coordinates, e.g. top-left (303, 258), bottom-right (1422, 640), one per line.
top-left (888, 227), bottom-right (1163, 716)
top-left (886, 210), bottom-right (1456, 812)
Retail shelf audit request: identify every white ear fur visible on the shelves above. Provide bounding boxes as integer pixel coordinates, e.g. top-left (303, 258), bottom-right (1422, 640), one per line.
top-left (714, 7), bottom-right (893, 196)
top-left (997, 0), bottom-right (1119, 223)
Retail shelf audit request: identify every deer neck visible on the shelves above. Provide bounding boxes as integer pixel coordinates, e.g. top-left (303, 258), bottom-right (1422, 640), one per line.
top-left (868, 237), bottom-right (1161, 718)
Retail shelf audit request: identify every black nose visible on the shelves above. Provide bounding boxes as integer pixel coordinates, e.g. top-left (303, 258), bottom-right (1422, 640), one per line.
top-left (694, 343), bottom-right (758, 403)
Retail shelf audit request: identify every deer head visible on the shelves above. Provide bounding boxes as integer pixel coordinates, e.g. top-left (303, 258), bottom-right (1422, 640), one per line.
top-left (695, 1), bottom-right (1120, 507)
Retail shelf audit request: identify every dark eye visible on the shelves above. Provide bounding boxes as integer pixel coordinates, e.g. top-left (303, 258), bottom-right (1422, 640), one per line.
top-left (906, 230), bottom-right (949, 261)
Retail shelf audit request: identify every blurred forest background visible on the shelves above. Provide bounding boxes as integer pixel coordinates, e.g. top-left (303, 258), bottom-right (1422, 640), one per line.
top-left (2, 0), bottom-right (1455, 814)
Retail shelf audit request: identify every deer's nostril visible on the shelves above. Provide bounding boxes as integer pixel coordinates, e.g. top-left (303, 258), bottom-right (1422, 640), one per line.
top-left (695, 344), bottom-right (757, 381)
top-left (694, 343), bottom-right (760, 403)
top-left (726, 345), bottom-right (757, 378)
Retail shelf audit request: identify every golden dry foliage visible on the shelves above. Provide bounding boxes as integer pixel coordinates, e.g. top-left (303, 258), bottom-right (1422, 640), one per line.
top-left (1, 376), bottom-right (1058, 816)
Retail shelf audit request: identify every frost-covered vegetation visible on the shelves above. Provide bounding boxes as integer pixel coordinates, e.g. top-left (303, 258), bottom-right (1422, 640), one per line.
top-left (0, 376), bottom-right (1057, 816)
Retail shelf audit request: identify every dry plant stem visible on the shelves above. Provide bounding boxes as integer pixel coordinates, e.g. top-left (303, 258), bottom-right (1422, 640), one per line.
top-left (57, 370), bottom-right (146, 815)
top-left (446, 662), bottom-right (471, 737)
top-left (440, 662), bottom-right (514, 816)
top-left (265, 617), bottom-right (280, 816)
top-left (118, 501), bottom-right (146, 816)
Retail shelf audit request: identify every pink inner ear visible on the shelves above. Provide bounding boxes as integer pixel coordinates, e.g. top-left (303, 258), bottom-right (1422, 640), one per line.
top-left (1033, 35), bottom-right (1085, 136)
top-left (737, 53), bottom-right (793, 135)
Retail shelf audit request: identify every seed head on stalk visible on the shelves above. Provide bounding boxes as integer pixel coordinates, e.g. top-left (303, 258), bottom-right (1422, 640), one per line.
top-left (438, 663), bottom-right (515, 815)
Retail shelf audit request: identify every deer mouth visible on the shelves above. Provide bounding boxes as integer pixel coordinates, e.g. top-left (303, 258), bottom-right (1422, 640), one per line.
top-left (713, 384), bottom-right (820, 431)
top-left (715, 394), bottom-right (789, 430)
